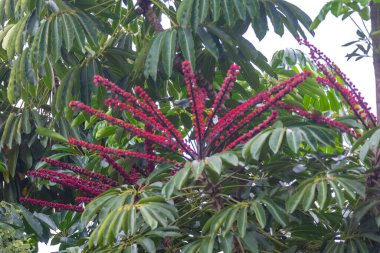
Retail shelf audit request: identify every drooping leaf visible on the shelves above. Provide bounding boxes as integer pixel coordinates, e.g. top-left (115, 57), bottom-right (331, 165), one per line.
top-left (162, 30), bottom-right (177, 78)
top-left (144, 32), bottom-right (165, 81)
top-left (178, 27), bottom-right (196, 69)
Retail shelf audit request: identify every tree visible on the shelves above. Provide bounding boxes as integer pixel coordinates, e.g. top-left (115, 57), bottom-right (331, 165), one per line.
top-left (0, 0), bottom-right (313, 204)
top-left (1, 0), bottom-right (380, 252)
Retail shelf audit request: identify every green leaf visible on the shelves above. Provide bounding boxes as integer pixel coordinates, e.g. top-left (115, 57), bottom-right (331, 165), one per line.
top-left (354, 200), bottom-right (380, 222)
top-left (36, 127), bottom-right (67, 143)
top-left (359, 140), bottom-right (370, 161)
top-left (205, 155), bottom-right (222, 175)
top-left (211, 0), bottom-right (221, 22)
top-left (286, 128), bottom-right (302, 153)
top-left (137, 196), bottom-right (165, 204)
top-left (331, 0), bottom-right (343, 16)
top-left (200, 236), bottom-right (215, 253)
top-left (221, 0), bottom-right (234, 26)
top-left (144, 32), bottom-right (165, 81)
top-left (336, 177), bottom-right (365, 198)
top-left (182, 241), bottom-right (201, 253)
top-left (246, 0), bottom-right (259, 20)
top-left (137, 238), bottom-right (156, 253)
top-left (73, 11), bottom-right (99, 48)
top-left (37, 19), bottom-right (50, 65)
top-left (173, 163), bottom-right (191, 190)
top-left (269, 127), bottom-right (285, 154)
top-left (19, 206), bottom-right (43, 239)
top-left (162, 30), bottom-right (177, 78)
top-left (242, 232), bottom-right (259, 253)
top-left (0, 162), bottom-right (8, 183)
top-left (233, 0), bottom-right (246, 20)
top-left (262, 199), bottom-right (287, 227)
top-left (69, 15), bottom-right (85, 52)
top-left (162, 178), bottom-right (175, 199)
top-left (248, 131), bottom-right (271, 160)
top-left (222, 208), bottom-right (239, 236)
top-left (250, 202), bottom-right (266, 228)
top-left (198, 0), bottom-right (209, 23)
top-left (286, 185), bottom-right (308, 213)
top-left (252, 2), bottom-right (268, 40)
top-left (354, 239), bottom-right (369, 253)
top-left (5, 146), bottom-right (18, 178)
top-left (209, 209), bottom-right (231, 235)
top-left (191, 160), bottom-right (205, 179)
top-left (302, 183), bottom-right (316, 210)
top-left (95, 126), bottom-right (117, 140)
top-left (33, 212), bottom-right (57, 230)
top-left (15, 17), bottom-right (28, 54)
top-left (50, 17), bottom-right (62, 62)
top-left (191, 0), bottom-right (200, 30)
top-left (317, 180), bottom-right (328, 210)
top-left (218, 152), bottom-right (239, 166)
top-left (1, 112), bottom-right (16, 148)
top-left (264, 2), bottom-right (284, 36)
top-left (368, 128), bottom-right (380, 151)
top-left (197, 27), bottom-right (219, 59)
top-left (237, 206), bottom-right (248, 237)
top-left (220, 233), bottom-right (234, 253)
top-left (330, 180), bottom-right (345, 209)
top-left (177, 0), bottom-right (194, 28)
top-left (178, 27), bottom-right (195, 69)
top-left (140, 206), bottom-right (159, 229)
top-left (61, 14), bottom-right (75, 50)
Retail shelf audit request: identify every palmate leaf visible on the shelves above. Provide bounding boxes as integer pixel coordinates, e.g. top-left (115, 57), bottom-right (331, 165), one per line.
top-left (83, 184), bottom-right (178, 248)
top-left (286, 173), bottom-right (365, 213)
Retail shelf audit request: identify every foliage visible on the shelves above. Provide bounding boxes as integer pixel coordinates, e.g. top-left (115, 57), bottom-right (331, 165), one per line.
top-left (1, 0), bottom-right (380, 252)
top-left (0, 0), bottom-right (314, 206)
top-left (20, 41), bottom-right (380, 252)
top-left (0, 201), bottom-right (43, 252)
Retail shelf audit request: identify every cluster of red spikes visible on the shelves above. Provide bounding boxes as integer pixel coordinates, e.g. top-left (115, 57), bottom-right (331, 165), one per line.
top-left (297, 38), bottom-right (377, 129)
top-left (21, 49), bottom-right (370, 211)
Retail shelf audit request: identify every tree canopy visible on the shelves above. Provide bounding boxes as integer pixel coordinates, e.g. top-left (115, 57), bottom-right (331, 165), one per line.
top-left (0, 0), bottom-right (380, 252)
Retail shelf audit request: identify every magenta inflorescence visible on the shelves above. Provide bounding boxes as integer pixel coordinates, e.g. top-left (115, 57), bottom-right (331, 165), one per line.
top-left (297, 38), bottom-right (377, 129)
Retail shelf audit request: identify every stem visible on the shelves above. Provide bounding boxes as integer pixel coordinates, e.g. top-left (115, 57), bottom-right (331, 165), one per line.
top-left (370, 1), bottom-right (380, 122)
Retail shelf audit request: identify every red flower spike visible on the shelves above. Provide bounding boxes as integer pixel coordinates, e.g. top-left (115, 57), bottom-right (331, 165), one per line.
top-left (276, 101), bottom-right (360, 138)
top-left (69, 138), bottom-right (179, 164)
top-left (297, 38), bottom-right (377, 127)
top-left (182, 61), bottom-right (206, 157)
top-left (144, 125), bottom-right (155, 175)
top-left (20, 198), bottom-right (84, 212)
top-left (95, 78), bottom-right (196, 158)
top-left (209, 72), bottom-right (311, 150)
top-left (69, 101), bottom-right (180, 153)
top-left (223, 110), bottom-right (278, 151)
top-left (75, 197), bottom-right (93, 203)
top-left (205, 64), bottom-right (240, 136)
top-left (28, 169), bottom-right (107, 196)
top-left (41, 158), bottom-right (118, 186)
top-left (104, 98), bottom-right (191, 154)
top-left (100, 153), bottom-right (139, 184)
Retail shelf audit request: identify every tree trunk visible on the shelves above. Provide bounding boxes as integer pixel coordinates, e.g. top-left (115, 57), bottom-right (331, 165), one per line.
top-left (370, 1), bottom-right (380, 121)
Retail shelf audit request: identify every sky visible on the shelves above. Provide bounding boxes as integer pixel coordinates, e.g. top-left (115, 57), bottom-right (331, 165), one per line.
top-left (246, 0), bottom-right (376, 114)
top-left (39, 1), bottom-right (375, 252)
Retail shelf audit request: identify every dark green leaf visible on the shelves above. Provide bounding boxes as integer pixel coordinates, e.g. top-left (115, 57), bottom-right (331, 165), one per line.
top-left (178, 27), bottom-right (196, 69)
